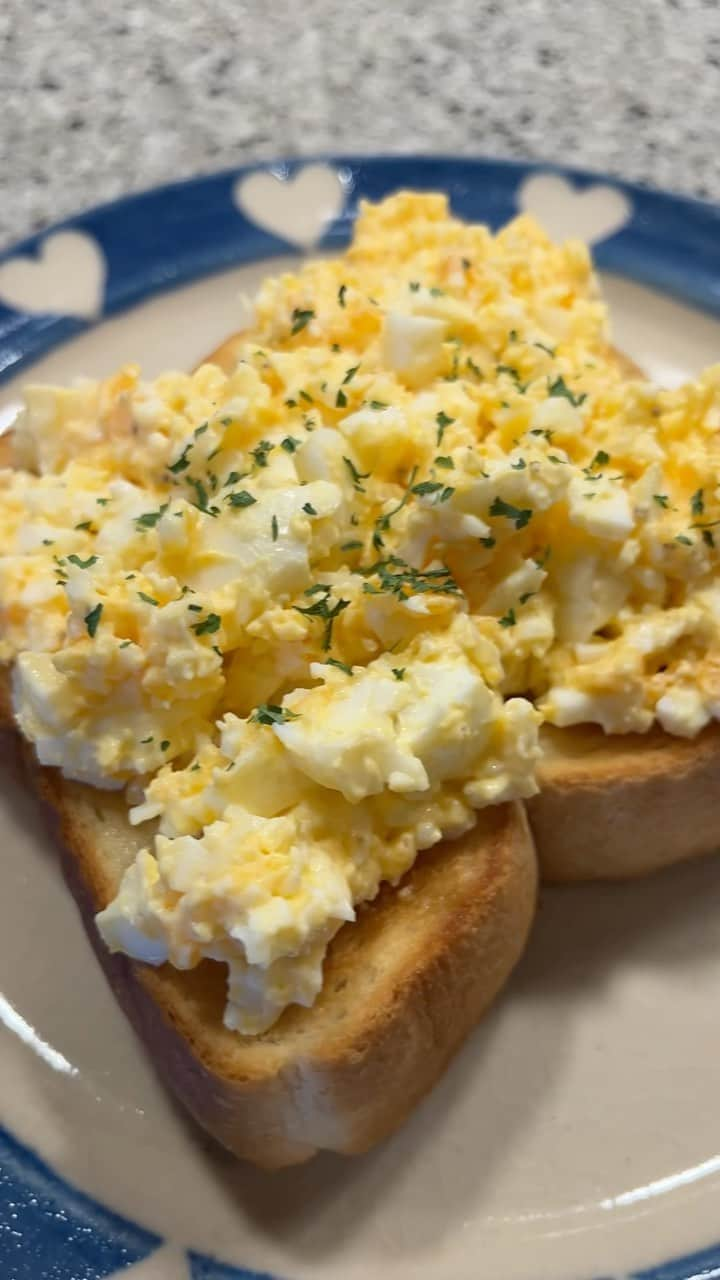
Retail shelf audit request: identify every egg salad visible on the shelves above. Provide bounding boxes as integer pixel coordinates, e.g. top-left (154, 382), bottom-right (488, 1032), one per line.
top-left (2, 191), bottom-right (720, 1033)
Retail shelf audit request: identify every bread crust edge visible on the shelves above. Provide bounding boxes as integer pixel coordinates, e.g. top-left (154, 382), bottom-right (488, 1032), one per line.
top-left (529, 723), bottom-right (720, 881)
top-left (28, 753), bottom-right (537, 1167)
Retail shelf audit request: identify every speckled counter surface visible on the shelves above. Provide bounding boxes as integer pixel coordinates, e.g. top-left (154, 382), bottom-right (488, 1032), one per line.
top-left (2, 0), bottom-right (719, 249)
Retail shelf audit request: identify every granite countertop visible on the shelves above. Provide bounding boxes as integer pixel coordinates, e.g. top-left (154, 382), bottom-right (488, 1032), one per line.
top-left (2, 0), bottom-right (720, 250)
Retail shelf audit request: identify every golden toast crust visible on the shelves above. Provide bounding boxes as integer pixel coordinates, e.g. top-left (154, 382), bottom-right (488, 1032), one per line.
top-left (29, 753), bottom-right (536, 1167)
top-left (529, 724), bottom-right (720, 881)
top-left (0, 351), bottom-right (538, 1165)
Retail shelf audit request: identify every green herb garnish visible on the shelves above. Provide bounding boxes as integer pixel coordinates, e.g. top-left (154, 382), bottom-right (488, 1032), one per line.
top-left (325, 658), bottom-right (353, 676)
top-left (187, 476), bottom-right (217, 514)
top-left (295, 587), bottom-right (350, 650)
top-left (135, 504), bottom-right (168, 530)
top-left (497, 365), bottom-right (528, 393)
top-left (489, 496), bottom-right (533, 529)
top-left (226, 490), bottom-right (257, 508)
top-left (371, 465), bottom-right (417, 540)
top-left (67, 554), bottom-right (98, 569)
top-left (343, 457), bottom-right (370, 492)
top-left (548, 375), bottom-right (586, 407)
top-left (361, 555), bottom-right (460, 600)
top-left (291, 307), bottom-right (315, 335)
top-left (436, 411), bottom-right (455, 445)
top-left (412, 480), bottom-right (444, 497)
top-left (192, 612), bottom-right (221, 635)
top-left (250, 440), bottom-right (274, 469)
top-left (84, 602), bottom-right (103, 638)
top-left (250, 703), bottom-right (300, 726)
top-left (168, 443), bottom-right (192, 474)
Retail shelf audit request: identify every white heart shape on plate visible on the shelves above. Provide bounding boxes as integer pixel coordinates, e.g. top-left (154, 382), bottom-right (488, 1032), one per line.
top-left (518, 173), bottom-right (632, 245)
top-left (0, 230), bottom-right (106, 319)
top-left (233, 163), bottom-right (346, 249)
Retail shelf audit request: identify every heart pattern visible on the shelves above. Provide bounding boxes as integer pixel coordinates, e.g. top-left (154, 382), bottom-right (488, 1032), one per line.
top-left (233, 163), bottom-right (346, 249)
top-left (0, 230), bottom-right (106, 319)
top-left (3, 156), bottom-right (720, 1280)
top-left (517, 173), bottom-right (632, 245)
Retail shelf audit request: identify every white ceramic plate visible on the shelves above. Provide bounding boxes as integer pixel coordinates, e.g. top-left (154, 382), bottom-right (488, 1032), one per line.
top-left (1, 158), bottom-right (720, 1280)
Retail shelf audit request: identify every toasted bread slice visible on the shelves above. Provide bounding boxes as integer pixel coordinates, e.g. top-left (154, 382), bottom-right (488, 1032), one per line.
top-left (21, 740), bottom-right (536, 1167)
top-left (203, 329), bottom-right (248, 373)
top-left (526, 343), bottom-right (720, 878)
top-left (528, 330), bottom-right (720, 878)
top-left (205, 333), bottom-right (720, 884)
top-left (0, 343), bottom-right (539, 1166)
top-left (529, 724), bottom-right (720, 881)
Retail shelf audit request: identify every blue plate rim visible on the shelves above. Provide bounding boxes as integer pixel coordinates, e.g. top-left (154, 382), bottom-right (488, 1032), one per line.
top-left (1, 152), bottom-right (720, 1280)
top-left (1, 151), bottom-right (720, 386)
top-left (3, 149), bottom-right (720, 253)
top-left (4, 149), bottom-right (717, 241)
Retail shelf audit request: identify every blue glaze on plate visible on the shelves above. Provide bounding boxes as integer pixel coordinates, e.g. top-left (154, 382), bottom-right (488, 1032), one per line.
top-left (1, 155), bottom-right (720, 384)
top-left (1, 156), bottom-right (720, 1280)
top-left (0, 1125), bottom-right (160, 1279)
top-left (3, 1119), bottom-right (720, 1280)
top-left (187, 1252), bottom-right (281, 1280)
